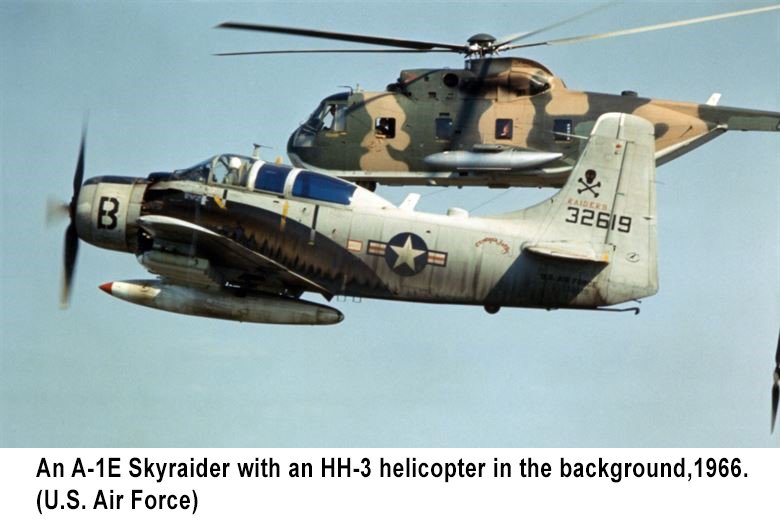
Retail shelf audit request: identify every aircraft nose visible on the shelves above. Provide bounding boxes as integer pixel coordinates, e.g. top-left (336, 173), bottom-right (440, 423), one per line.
top-left (73, 182), bottom-right (95, 239)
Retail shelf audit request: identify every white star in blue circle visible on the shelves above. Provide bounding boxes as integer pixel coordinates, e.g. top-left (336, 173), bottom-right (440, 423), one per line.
top-left (384, 233), bottom-right (428, 276)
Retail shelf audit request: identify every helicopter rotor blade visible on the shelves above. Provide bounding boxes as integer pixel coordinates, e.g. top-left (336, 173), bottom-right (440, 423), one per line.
top-left (216, 22), bottom-right (467, 53)
top-left (772, 330), bottom-right (779, 434)
top-left (495, 1), bottom-right (617, 49)
top-left (215, 48), bottom-right (453, 56)
top-left (503, 4), bottom-right (780, 51)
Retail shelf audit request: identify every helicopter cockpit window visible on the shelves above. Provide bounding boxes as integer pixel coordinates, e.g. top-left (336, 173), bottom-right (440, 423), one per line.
top-left (211, 155), bottom-right (253, 186)
top-left (303, 93), bottom-right (350, 133)
top-left (495, 119), bottom-right (513, 140)
top-left (254, 163), bottom-right (291, 194)
top-left (375, 117), bottom-right (396, 138)
top-left (324, 104), bottom-right (348, 132)
top-left (292, 170), bottom-right (356, 205)
top-left (303, 102), bottom-right (326, 132)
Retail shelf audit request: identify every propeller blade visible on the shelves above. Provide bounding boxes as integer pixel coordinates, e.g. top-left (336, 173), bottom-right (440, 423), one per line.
top-left (216, 21), bottom-right (467, 52)
top-left (61, 222), bottom-right (79, 308)
top-left (776, 330), bottom-right (780, 367)
top-left (773, 383), bottom-right (779, 434)
top-left (772, 331), bottom-right (779, 433)
top-left (504, 4), bottom-right (780, 51)
top-left (73, 125), bottom-right (86, 199)
top-left (215, 48), bottom-right (452, 56)
top-left (495, 1), bottom-right (617, 49)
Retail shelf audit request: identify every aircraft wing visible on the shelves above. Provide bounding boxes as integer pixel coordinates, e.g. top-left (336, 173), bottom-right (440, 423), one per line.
top-left (137, 215), bottom-right (333, 299)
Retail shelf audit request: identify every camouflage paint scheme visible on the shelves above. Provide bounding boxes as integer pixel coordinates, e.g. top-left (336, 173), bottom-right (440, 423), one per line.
top-left (287, 57), bottom-right (780, 188)
top-left (73, 113), bottom-right (658, 323)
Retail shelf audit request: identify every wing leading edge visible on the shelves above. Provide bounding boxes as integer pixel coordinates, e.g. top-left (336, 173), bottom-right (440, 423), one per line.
top-left (137, 215), bottom-right (333, 299)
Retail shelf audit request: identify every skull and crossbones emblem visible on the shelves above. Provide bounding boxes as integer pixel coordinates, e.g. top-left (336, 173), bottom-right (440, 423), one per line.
top-left (577, 169), bottom-right (601, 197)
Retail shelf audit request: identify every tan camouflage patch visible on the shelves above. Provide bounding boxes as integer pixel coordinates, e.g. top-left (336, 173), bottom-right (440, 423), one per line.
top-left (359, 93), bottom-right (411, 171)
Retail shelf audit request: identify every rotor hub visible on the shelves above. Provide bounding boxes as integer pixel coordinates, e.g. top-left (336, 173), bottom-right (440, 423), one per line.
top-left (466, 33), bottom-right (497, 56)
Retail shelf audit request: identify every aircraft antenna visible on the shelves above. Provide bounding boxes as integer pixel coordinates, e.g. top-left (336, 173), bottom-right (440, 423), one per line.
top-left (252, 143), bottom-right (273, 159)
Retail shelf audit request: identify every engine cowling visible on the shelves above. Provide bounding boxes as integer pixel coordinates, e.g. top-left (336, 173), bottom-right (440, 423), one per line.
top-left (75, 176), bottom-right (147, 253)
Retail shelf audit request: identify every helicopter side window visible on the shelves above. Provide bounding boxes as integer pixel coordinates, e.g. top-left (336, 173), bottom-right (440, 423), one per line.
top-left (375, 117), bottom-right (396, 138)
top-left (553, 119), bottom-right (573, 142)
top-left (292, 170), bottom-right (356, 205)
top-left (495, 119), bottom-right (513, 140)
top-left (254, 163), bottom-right (291, 194)
top-left (435, 117), bottom-right (453, 140)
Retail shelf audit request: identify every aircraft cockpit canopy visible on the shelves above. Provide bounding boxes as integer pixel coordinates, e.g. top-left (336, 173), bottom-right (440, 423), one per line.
top-left (292, 170), bottom-right (356, 205)
top-left (166, 154), bottom-right (390, 209)
top-left (210, 154), bottom-right (255, 186)
top-left (251, 163), bottom-right (357, 206)
top-left (170, 154), bottom-right (255, 185)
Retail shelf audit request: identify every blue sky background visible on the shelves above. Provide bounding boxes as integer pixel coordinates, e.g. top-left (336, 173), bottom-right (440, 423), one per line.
top-left (1, 1), bottom-right (778, 447)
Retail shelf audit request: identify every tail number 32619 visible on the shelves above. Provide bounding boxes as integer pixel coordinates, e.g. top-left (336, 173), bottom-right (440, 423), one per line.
top-left (565, 206), bottom-right (632, 233)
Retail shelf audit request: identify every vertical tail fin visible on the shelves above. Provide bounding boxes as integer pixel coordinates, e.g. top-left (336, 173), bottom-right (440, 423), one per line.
top-left (519, 113), bottom-right (658, 304)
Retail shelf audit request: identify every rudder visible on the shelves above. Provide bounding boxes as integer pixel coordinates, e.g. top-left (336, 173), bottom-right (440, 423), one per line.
top-left (518, 113), bottom-right (658, 305)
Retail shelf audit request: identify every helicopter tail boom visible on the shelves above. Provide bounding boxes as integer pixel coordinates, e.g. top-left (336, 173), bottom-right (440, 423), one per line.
top-left (655, 100), bottom-right (780, 132)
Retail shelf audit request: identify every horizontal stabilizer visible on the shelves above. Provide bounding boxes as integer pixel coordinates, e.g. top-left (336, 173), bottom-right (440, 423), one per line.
top-left (523, 241), bottom-right (611, 263)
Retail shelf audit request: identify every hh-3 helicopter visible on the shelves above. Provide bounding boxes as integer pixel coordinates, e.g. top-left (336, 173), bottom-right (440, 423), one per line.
top-left (217, 4), bottom-right (780, 189)
top-left (56, 112), bottom-right (779, 431)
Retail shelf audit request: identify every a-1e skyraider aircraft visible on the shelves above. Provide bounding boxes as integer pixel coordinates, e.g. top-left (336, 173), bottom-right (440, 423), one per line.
top-left (59, 113), bottom-right (658, 325)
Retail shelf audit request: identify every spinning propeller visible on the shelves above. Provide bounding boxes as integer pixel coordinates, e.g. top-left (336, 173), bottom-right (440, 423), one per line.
top-left (772, 331), bottom-right (780, 434)
top-left (50, 125), bottom-right (86, 308)
top-left (216, 4), bottom-right (780, 57)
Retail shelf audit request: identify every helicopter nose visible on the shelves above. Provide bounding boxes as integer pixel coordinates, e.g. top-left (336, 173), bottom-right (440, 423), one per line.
top-left (287, 127), bottom-right (311, 168)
